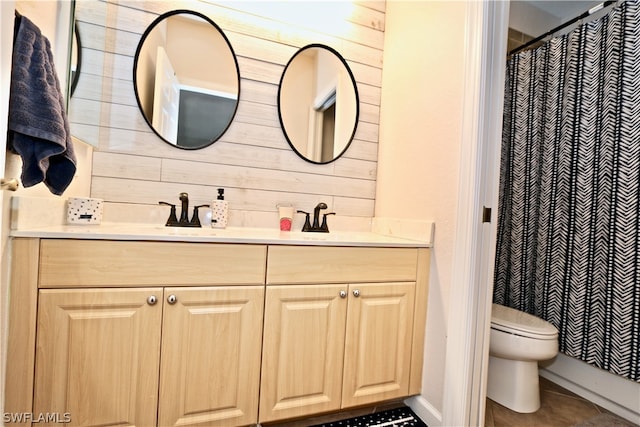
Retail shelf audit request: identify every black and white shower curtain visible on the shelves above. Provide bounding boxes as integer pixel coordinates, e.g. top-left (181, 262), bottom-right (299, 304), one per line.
top-left (494, 0), bottom-right (640, 382)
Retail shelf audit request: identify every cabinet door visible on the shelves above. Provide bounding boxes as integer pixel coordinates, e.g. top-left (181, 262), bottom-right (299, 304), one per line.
top-left (33, 288), bottom-right (163, 427)
top-left (259, 285), bottom-right (348, 423)
top-left (158, 286), bottom-right (264, 427)
top-left (342, 282), bottom-right (416, 408)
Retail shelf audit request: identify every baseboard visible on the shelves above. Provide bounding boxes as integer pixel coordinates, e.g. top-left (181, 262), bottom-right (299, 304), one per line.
top-left (539, 354), bottom-right (640, 425)
top-left (404, 395), bottom-right (442, 427)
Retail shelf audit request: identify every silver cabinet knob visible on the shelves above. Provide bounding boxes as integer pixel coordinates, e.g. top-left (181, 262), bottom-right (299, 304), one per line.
top-left (339, 290), bottom-right (347, 298)
top-left (167, 294), bottom-right (178, 304)
top-left (353, 289), bottom-right (360, 297)
top-left (147, 295), bottom-right (158, 305)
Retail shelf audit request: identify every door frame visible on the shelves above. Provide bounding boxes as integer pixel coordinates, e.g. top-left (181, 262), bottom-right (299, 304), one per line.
top-left (0, 0), bottom-right (16, 415)
top-left (441, 2), bottom-right (509, 426)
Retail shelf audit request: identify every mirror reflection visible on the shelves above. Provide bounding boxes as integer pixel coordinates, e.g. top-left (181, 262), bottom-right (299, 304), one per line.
top-left (134, 10), bottom-right (240, 149)
top-left (278, 44), bottom-right (359, 164)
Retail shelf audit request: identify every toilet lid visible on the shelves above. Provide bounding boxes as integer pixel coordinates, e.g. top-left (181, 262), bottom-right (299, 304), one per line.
top-left (491, 304), bottom-right (558, 338)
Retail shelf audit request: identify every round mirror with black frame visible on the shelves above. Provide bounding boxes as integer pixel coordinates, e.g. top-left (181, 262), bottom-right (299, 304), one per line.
top-left (133, 9), bottom-right (240, 150)
top-left (69, 23), bottom-right (81, 97)
top-left (278, 44), bottom-right (359, 164)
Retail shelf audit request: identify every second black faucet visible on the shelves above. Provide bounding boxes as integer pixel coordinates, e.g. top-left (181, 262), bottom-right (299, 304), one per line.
top-left (297, 202), bottom-right (335, 232)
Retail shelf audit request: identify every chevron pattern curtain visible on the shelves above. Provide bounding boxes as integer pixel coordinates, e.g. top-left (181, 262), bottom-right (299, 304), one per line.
top-left (494, 0), bottom-right (640, 382)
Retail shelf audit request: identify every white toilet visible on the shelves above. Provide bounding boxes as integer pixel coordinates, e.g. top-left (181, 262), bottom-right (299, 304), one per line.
top-left (487, 303), bottom-right (559, 413)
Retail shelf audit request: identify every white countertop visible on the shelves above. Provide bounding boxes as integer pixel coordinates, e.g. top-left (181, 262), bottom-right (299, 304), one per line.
top-left (10, 223), bottom-right (431, 248)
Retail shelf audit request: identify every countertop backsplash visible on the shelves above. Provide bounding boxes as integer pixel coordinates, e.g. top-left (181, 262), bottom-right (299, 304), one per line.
top-left (10, 195), bottom-right (374, 233)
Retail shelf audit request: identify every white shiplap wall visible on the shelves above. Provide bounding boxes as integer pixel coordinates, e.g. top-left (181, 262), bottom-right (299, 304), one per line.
top-left (69, 0), bottom-right (384, 229)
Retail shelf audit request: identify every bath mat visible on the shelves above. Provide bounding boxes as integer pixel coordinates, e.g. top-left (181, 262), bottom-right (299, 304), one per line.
top-left (310, 406), bottom-right (428, 427)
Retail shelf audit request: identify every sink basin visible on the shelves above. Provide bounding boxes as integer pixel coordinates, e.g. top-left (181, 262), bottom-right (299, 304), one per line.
top-left (152, 226), bottom-right (217, 236)
top-left (300, 234), bottom-right (330, 241)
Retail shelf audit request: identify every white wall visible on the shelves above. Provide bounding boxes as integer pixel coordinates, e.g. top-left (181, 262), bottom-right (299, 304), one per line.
top-left (376, 1), bottom-right (468, 421)
top-left (509, 1), bottom-right (561, 37)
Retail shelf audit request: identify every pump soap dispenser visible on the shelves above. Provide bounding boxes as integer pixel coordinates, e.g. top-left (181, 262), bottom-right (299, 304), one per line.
top-left (211, 188), bottom-right (228, 229)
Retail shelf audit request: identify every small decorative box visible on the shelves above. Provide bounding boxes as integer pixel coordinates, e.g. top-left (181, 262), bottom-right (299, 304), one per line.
top-left (67, 197), bottom-right (104, 225)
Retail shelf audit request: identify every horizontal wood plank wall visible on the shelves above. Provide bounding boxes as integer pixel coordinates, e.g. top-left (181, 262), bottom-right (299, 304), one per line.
top-left (70, 0), bottom-right (384, 226)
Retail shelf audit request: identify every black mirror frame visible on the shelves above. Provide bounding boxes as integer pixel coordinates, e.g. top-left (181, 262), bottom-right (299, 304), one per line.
top-left (69, 23), bottom-right (81, 97)
top-left (132, 9), bottom-right (241, 150)
top-left (277, 43), bottom-right (359, 165)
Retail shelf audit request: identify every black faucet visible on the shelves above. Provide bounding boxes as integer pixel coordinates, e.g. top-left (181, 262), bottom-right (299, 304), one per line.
top-left (297, 202), bottom-right (334, 232)
top-left (179, 192), bottom-right (189, 225)
top-left (320, 212), bottom-right (336, 232)
top-left (159, 193), bottom-right (206, 227)
top-left (312, 202), bottom-right (327, 229)
top-left (159, 202), bottom-right (179, 226)
top-left (189, 204), bottom-right (209, 227)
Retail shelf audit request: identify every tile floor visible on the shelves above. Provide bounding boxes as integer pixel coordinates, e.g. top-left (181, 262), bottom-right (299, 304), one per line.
top-left (265, 377), bottom-right (639, 427)
top-left (485, 376), bottom-right (639, 427)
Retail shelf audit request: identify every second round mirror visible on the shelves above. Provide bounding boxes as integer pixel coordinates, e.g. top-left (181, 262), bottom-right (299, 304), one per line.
top-left (278, 44), bottom-right (359, 164)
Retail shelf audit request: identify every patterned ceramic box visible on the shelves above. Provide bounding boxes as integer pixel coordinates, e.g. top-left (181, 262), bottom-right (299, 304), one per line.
top-left (67, 197), bottom-right (104, 225)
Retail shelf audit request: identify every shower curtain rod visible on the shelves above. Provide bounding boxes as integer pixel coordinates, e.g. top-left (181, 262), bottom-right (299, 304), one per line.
top-left (509, 0), bottom-right (616, 56)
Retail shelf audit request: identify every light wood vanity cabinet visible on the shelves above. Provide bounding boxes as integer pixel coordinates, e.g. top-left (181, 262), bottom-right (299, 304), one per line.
top-left (33, 287), bottom-right (164, 426)
top-left (6, 238), bottom-right (429, 427)
top-left (8, 239), bottom-right (266, 427)
top-left (259, 284), bottom-right (348, 421)
top-left (157, 286), bottom-right (264, 427)
top-left (259, 246), bottom-right (429, 423)
top-left (34, 286), bottom-right (265, 427)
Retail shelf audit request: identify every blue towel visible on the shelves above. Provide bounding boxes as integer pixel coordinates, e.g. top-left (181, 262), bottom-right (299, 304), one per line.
top-left (8, 13), bottom-right (76, 196)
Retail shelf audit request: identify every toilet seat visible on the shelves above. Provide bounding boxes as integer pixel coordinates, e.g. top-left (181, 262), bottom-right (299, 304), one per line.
top-left (491, 304), bottom-right (558, 340)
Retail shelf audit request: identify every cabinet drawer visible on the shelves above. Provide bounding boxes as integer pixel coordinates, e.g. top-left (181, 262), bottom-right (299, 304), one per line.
top-left (39, 240), bottom-right (267, 287)
top-left (266, 246), bottom-right (418, 284)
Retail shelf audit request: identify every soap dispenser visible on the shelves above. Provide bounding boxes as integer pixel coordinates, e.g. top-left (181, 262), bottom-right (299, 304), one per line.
top-left (211, 188), bottom-right (228, 229)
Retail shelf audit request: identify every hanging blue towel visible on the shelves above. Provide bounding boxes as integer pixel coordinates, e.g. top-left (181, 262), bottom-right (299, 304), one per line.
top-left (8, 13), bottom-right (76, 196)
